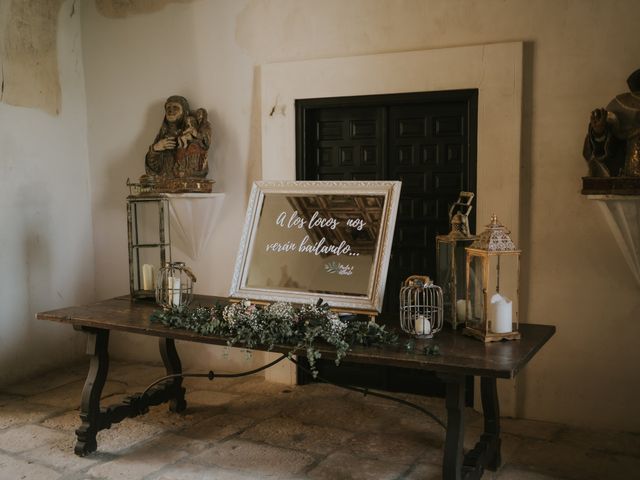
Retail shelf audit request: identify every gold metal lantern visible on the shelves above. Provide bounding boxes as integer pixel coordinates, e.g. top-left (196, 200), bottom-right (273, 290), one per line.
top-left (463, 215), bottom-right (521, 342)
top-left (127, 194), bottom-right (172, 300)
top-left (399, 275), bottom-right (444, 339)
top-left (436, 192), bottom-right (477, 329)
top-left (156, 262), bottom-right (197, 310)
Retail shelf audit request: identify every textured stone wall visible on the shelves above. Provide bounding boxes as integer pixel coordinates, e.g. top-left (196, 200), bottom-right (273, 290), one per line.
top-left (0, 0), bottom-right (64, 115)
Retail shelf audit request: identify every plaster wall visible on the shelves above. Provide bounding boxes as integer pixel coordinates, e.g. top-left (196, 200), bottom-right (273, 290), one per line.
top-left (0, 0), bottom-right (94, 386)
top-left (81, 0), bottom-right (640, 431)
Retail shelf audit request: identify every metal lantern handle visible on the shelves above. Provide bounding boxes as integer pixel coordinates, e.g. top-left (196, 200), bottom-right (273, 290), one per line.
top-left (403, 275), bottom-right (431, 288)
top-left (182, 266), bottom-right (197, 283)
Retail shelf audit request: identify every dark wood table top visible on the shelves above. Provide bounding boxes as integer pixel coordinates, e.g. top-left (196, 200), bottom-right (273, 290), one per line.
top-left (37, 295), bottom-right (555, 379)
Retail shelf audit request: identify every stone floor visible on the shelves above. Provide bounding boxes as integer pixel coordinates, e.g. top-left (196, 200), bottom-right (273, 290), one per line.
top-left (0, 361), bottom-right (638, 480)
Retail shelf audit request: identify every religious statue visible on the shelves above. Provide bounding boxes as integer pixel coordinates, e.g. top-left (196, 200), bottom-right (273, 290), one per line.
top-left (583, 69), bottom-right (640, 177)
top-left (140, 95), bottom-right (214, 193)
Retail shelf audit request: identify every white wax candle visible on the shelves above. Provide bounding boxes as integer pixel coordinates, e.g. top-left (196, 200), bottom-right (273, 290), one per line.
top-left (414, 315), bottom-right (431, 336)
top-left (141, 264), bottom-right (154, 291)
top-left (490, 293), bottom-right (512, 333)
top-left (455, 299), bottom-right (469, 323)
top-left (171, 277), bottom-right (181, 307)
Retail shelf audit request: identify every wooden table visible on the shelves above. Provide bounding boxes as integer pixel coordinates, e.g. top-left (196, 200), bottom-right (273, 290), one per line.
top-left (37, 295), bottom-right (555, 480)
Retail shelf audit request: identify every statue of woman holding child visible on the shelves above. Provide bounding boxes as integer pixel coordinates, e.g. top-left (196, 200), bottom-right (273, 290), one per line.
top-left (141, 95), bottom-right (213, 193)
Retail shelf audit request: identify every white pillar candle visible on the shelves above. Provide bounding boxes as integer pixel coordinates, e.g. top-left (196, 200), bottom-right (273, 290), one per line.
top-left (141, 264), bottom-right (154, 291)
top-left (170, 276), bottom-right (181, 307)
top-left (490, 293), bottom-right (512, 333)
top-left (414, 315), bottom-right (431, 336)
top-left (455, 299), bottom-right (469, 323)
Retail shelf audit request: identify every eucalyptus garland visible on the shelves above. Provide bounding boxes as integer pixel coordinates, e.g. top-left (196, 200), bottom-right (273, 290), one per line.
top-left (150, 299), bottom-right (398, 377)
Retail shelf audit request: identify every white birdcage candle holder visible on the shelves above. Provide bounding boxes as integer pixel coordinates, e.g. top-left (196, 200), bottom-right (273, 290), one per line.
top-left (399, 275), bottom-right (444, 339)
top-left (155, 262), bottom-right (197, 310)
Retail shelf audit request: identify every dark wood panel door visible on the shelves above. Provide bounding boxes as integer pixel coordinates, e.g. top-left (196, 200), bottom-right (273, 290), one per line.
top-left (296, 90), bottom-right (477, 403)
top-left (386, 100), bottom-right (473, 312)
top-left (301, 106), bottom-right (384, 181)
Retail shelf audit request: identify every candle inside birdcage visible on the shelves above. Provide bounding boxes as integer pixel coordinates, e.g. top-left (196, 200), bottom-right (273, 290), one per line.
top-left (399, 276), bottom-right (443, 339)
top-left (155, 262), bottom-right (197, 310)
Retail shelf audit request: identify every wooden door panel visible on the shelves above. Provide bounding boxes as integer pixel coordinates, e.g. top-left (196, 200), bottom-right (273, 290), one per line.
top-left (296, 90), bottom-right (477, 402)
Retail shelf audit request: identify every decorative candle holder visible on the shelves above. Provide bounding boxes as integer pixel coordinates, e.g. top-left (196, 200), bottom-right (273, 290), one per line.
top-left (127, 193), bottom-right (172, 300)
top-left (399, 275), bottom-right (444, 339)
top-left (463, 215), bottom-right (521, 342)
top-left (155, 262), bottom-right (197, 310)
top-left (436, 191), bottom-right (478, 329)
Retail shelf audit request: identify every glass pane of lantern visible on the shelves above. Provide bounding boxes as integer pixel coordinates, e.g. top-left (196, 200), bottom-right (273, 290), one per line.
top-left (467, 254), bottom-right (485, 330)
top-left (487, 254), bottom-right (519, 334)
top-left (133, 200), bottom-right (167, 245)
top-left (436, 241), bottom-right (454, 320)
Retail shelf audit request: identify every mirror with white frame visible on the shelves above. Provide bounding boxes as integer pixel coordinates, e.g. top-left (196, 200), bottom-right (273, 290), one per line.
top-left (230, 180), bottom-right (401, 313)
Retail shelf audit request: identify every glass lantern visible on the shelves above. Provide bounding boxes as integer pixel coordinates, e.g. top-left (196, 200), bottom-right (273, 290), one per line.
top-left (399, 275), bottom-right (444, 339)
top-left (156, 262), bottom-right (197, 310)
top-left (127, 194), bottom-right (172, 300)
top-left (463, 215), bottom-right (521, 342)
top-left (435, 192), bottom-right (477, 329)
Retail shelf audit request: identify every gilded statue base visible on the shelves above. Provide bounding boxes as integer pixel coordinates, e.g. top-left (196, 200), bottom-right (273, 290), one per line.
top-left (133, 176), bottom-right (214, 194)
top-left (581, 176), bottom-right (640, 195)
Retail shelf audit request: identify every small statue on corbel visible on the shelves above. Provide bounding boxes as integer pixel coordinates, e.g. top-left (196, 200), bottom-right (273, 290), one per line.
top-left (140, 95), bottom-right (214, 193)
top-left (583, 69), bottom-right (640, 178)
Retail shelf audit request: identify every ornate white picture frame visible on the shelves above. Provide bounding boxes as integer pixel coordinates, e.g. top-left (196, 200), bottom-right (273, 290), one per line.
top-left (230, 180), bottom-right (401, 313)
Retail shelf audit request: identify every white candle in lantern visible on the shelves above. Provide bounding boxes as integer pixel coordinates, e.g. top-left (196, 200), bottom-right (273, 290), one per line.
top-left (414, 315), bottom-right (431, 336)
top-left (170, 276), bottom-right (181, 307)
top-left (490, 293), bottom-right (512, 333)
top-left (455, 299), bottom-right (469, 323)
top-left (141, 264), bottom-right (154, 291)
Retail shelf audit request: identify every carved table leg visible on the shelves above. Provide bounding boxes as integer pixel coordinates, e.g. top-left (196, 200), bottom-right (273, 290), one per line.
top-left (159, 337), bottom-right (186, 412)
top-left (439, 373), bottom-right (466, 480)
top-left (480, 376), bottom-right (501, 470)
top-left (75, 327), bottom-right (109, 457)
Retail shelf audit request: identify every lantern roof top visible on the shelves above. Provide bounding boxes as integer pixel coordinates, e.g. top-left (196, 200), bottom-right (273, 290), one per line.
top-left (469, 214), bottom-right (519, 252)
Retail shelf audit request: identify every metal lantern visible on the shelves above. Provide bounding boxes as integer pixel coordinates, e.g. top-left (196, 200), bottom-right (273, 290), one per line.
top-left (463, 215), bottom-right (521, 342)
top-left (127, 193), bottom-right (172, 300)
top-left (436, 192), bottom-right (478, 329)
top-left (156, 262), bottom-right (197, 309)
top-left (399, 275), bottom-right (444, 339)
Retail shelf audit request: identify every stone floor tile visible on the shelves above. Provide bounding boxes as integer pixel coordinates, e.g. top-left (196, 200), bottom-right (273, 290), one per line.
top-left (0, 400), bottom-right (62, 429)
top-left (346, 430), bottom-right (432, 465)
top-left (282, 395), bottom-right (394, 433)
top-left (499, 417), bottom-right (564, 441)
top-left (39, 407), bottom-right (167, 455)
top-left (187, 389), bottom-right (240, 407)
top-left (0, 424), bottom-right (68, 453)
top-left (510, 438), bottom-right (640, 480)
top-left (307, 451), bottom-right (411, 480)
top-left (108, 361), bottom-right (167, 387)
top-left (224, 393), bottom-right (289, 420)
top-left (154, 462), bottom-right (271, 480)
top-left (28, 379), bottom-right (127, 408)
top-left (554, 425), bottom-right (640, 458)
top-left (1, 362), bottom-right (88, 397)
top-left (94, 417), bottom-right (167, 454)
top-left (0, 451), bottom-right (63, 480)
top-left (132, 402), bottom-right (226, 430)
top-left (191, 438), bottom-right (316, 477)
top-left (403, 462), bottom-right (444, 480)
top-left (224, 376), bottom-right (298, 396)
top-left (494, 464), bottom-right (566, 479)
top-left (240, 416), bottom-right (354, 454)
top-left (179, 412), bottom-right (255, 441)
top-left (21, 433), bottom-right (100, 472)
top-left (87, 434), bottom-right (190, 480)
